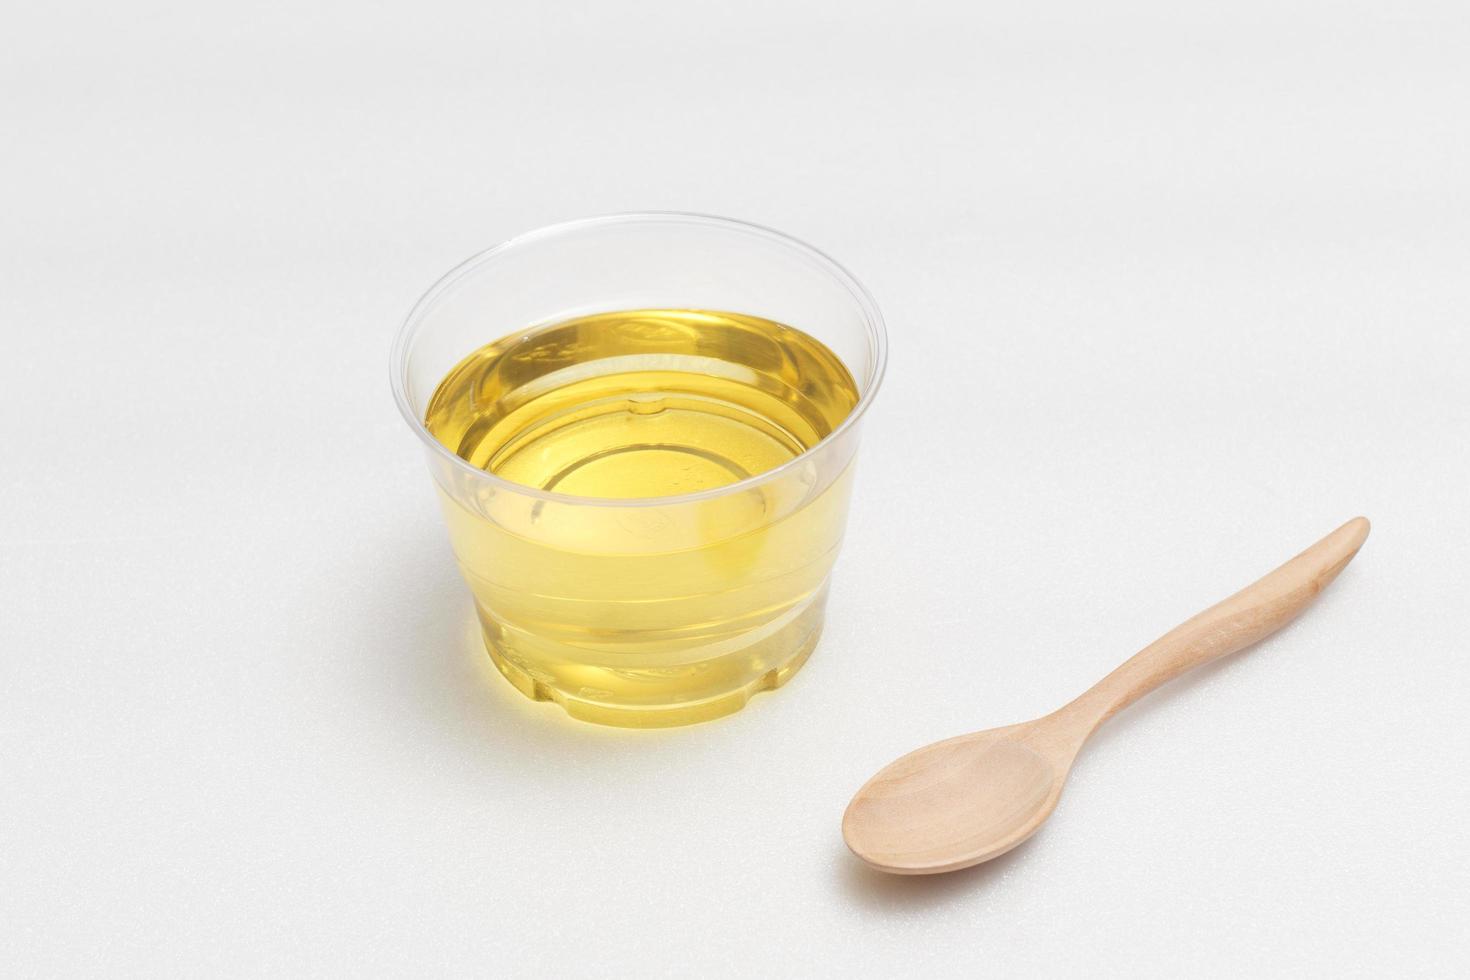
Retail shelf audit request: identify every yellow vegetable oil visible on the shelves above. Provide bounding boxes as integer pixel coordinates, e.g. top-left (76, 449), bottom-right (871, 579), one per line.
top-left (423, 309), bottom-right (860, 726)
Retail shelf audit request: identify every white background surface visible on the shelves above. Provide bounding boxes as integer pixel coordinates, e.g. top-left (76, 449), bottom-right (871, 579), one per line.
top-left (4, 1), bottom-right (1468, 975)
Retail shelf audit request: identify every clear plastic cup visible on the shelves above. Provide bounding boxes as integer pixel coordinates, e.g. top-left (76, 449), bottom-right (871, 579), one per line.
top-left (391, 213), bottom-right (887, 726)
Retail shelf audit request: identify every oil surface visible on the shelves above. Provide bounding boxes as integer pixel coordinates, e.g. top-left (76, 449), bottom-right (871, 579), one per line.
top-left (424, 309), bottom-right (858, 497)
top-left (423, 309), bottom-right (861, 726)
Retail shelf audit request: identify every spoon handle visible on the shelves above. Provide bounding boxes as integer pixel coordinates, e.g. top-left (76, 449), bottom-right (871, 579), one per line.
top-left (1057, 517), bottom-right (1370, 733)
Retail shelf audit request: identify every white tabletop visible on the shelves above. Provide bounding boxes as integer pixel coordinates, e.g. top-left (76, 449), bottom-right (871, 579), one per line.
top-left (4, 2), bottom-right (1467, 975)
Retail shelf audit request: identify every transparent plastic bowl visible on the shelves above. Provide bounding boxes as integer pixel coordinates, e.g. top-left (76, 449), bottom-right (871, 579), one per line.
top-left (391, 212), bottom-right (887, 726)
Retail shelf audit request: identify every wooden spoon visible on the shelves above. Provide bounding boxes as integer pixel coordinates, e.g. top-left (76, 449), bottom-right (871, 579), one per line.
top-left (843, 517), bottom-right (1370, 875)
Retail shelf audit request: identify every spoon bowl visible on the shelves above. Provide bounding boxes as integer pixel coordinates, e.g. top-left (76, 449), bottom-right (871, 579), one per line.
top-left (843, 728), bottom-right (1065, 874)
